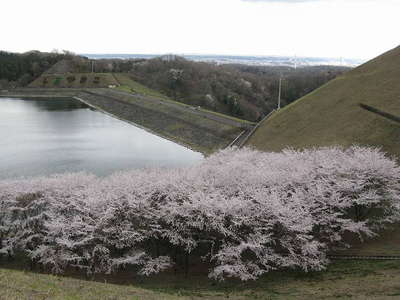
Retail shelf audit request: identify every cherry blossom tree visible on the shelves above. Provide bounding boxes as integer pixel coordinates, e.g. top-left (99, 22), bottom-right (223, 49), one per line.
top-left (0, 146), bottom-right (399, 280)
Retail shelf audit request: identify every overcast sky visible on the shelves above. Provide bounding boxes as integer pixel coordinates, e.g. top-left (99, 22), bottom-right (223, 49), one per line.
top-left (1, 0), bottom-right (399, 60)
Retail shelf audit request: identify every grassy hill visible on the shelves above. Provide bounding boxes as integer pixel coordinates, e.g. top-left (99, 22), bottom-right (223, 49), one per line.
top-left (247, 45), bottom-right (400, 158)
top-left (28, 73), bottom-right (119, 88)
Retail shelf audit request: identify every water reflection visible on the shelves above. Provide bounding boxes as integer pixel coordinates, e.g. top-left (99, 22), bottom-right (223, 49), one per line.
top-left (0, 98), bottom-right (203, 179)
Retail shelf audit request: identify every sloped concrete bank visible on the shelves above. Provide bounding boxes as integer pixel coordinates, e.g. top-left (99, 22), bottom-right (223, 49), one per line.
top-left (76, 91), bottom-right (241, 153)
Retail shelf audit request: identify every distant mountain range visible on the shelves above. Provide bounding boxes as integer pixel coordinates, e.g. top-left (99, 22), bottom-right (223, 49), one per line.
top-left (82, 53), bottom-right (364, 68)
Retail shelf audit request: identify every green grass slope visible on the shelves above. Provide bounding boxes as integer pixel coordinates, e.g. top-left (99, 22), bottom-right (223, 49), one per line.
top-left (113, 73), bottom-right (172, 100)
top-left (247, 45), bottom-right (400, 158)
top-left (28, 73), bottom-right (119, 88)
top-left (2, 260), bottom-right (400, 299)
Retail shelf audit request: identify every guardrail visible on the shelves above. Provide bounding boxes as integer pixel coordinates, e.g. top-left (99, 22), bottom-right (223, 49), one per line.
top-left (237, 109), bottom-right (276, 148)
top-left (226, 130), bottom-right (246, 148)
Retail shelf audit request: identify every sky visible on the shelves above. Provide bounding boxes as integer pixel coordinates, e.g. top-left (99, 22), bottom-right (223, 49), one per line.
top-left (1, 0), bottom-right (399, 60)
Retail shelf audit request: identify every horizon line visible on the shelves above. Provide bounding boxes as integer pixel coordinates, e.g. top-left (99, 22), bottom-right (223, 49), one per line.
top-left (80, 52), bottom-right (364, 61)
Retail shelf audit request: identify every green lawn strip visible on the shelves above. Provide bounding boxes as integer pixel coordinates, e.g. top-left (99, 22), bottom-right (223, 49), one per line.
top-left (0, 268), bottom-right (187, 300)
top-left (137, 260), bottom-right (400, 299)
top-left (1, 260), bottom-right (400, 299)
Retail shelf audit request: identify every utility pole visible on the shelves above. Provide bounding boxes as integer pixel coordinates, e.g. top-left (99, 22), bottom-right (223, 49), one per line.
top-left (91, 60), bottom-right (95, 73)
top-left (277, 75), bottom-right (282, 110)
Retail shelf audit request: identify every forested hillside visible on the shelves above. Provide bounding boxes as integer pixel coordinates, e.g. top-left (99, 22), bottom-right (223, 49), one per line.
top-left (0, 50), bottom-right (68, 88)
top-left (125, 57), bottom-right (349, 121)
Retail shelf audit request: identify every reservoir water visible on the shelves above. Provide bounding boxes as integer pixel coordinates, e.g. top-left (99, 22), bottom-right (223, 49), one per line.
top-left (0, 97), bottom-right (203, 179)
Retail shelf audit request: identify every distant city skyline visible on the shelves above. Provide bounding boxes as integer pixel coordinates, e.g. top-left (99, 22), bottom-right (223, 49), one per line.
top-left (2, 0), bottom-right (399, 60)
top-left (82, 52), bottom-right (363, 60)
top-left (83, 53), bottom-right (364, 67)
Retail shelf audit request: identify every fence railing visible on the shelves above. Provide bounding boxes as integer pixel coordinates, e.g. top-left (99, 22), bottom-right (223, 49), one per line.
top-left (237, 109), bottom-right (277, 147)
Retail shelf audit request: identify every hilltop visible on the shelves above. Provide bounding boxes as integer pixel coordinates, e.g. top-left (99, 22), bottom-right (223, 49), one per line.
top-left (247, 45), bottom-right (400, 158)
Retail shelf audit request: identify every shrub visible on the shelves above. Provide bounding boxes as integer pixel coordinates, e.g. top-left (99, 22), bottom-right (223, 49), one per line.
top-left (66, 76), bottom-right (76, 83)
top-left (0, 147), bottom-right (399, 280)
top-left (53, 77), bottom-right (62, 86)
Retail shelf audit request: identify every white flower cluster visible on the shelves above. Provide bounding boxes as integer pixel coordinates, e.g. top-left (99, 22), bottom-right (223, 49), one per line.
top-left (1, 146), bottom-right (399, 281)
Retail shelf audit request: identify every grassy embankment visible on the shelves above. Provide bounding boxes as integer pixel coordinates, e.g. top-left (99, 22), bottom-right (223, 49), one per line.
top-left (247, 45), bottom-right (400, 158)
top-left (76, 88), bottom-right (242, 154)
top-left (1, 259), bottom-right (400, 299)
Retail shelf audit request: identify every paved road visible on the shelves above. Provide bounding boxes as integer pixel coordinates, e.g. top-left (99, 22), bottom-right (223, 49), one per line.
top-left (232, 109), bottom-right (277, 148)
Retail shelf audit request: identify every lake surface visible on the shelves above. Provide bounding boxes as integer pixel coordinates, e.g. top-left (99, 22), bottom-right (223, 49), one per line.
top-left (0, 98), bottom-right (203, 179)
